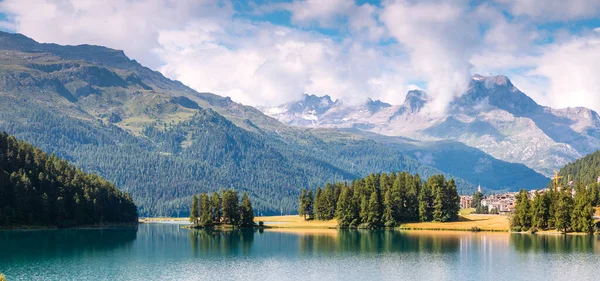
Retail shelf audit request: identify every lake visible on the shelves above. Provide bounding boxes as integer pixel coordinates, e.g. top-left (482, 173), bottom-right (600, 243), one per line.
top-left (1, 224), bottom-right (599, 280)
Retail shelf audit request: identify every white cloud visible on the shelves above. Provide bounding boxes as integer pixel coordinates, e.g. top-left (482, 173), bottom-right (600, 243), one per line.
top-left (0, 0), bottom-right (232, 68)
top-left (2, 0), bottom-right (600, 113)
top-left (156, 22), bottom-right (412, 106)
top-left (381, 0), bottom-right (479, 113)
top-left (287, 0), bottom-right (354, 27)
top-left (496, 0), bottom-right (600, 21)
top-left (533, 33), bottom-right (600, 111)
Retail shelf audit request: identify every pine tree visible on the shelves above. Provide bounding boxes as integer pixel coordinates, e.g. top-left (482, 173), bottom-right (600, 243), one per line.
top-left (472, 191), bottom-right (483, 208)
top-left (336, 186), bottom-right (356, 228)
top-left (531, 191), bottom-right (550, 229)
top-left (571, 183), bottom-right (594, 233)
top-left (433, 186), bottom-right (444, 222)
top-left (325, 183), bottom-right (336, 220)
top-left (390, 173), bottom-right (405, 222)
top-left (418, 184), bottom-right (432, 222)
top-left (367, 190), bottom-right (381, 227)
top-left (513, 189), bottom-right (532, 229)
top-left (306, 189), bottom-right (314, 219)
top-left (405, 174), bottom-right (421, 222)
top-left (222, 189), bottom-right (240, 226)
top-left (298, 189), bottom-right (308, 219)
top-left (199, 193), bottom-right (212, 226)
top-left (555, 187), bottom-right (574, 233)
top-left (359, 194), bottom-right (369, 223)
top-left (590, 183), bottom-right (600, 207)
top-left (315, 188), bottom-right (327, 220)
top-left (240, 192), bottom-right (255, 227)
top-left (383, 188), bottom-right (395, 227)
top-left (446, 179), bottom-right (460, 222)
top-left (190, 194), bottom-right (199, 224)
top-left (210, 192), bottom-right (222, 223)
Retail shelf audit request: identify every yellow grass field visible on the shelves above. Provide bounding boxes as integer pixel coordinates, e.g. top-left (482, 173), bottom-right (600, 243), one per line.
top-left (399, 214), bottom-right (509, 232)
top-left (255, 214), bottom-right (510, 232)
top-left (254, 215), bottom-right (338, 229)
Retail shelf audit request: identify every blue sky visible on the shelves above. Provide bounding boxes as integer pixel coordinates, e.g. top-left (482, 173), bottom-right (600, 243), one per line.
top-left (1, 0), bottom-right (600, 111)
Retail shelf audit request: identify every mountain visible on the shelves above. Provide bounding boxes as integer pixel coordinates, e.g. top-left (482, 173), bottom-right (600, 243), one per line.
top-left (338, 129), bottom-right (549, 193)
top-left (262, 75), bottom-right (600, 177)
top-left (0, 31), bottom-right (477, 216)
top-left (0, 132), bottom-right (137, 227)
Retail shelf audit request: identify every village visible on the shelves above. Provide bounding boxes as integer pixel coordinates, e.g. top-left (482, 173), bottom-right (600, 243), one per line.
top-left (460, 175), bottom-right (600, 217)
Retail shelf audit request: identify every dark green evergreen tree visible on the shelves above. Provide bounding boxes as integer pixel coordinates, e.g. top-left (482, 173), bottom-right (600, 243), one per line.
top-left (222, 189), bottom-right (240, 226)
top-left (190, 194), bottom-right (199, 224)
top-left (240, 192), bottom-right (255, 227)
top-left (199, 193), bottom-right (212, 226)
top-left (367, 190), bottom-right (381, 227)
top-left (298, 189), bottom-right (308, 219)
top-left (554, 187), bottom-right (574, 233)
top-left (306, 189), bottom-right (314, 219)
top-left (210, 192), bottom-right (222, 223)
top-left (471, 191), bottom-right (483, 208)
top-left (531, 190), bottom-right (551, 229)
top-left (571, 183), bottom-right (594, 233)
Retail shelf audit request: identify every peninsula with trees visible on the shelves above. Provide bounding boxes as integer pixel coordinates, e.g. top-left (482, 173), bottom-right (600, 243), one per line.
top-left (188, 189), bottom-right (255, 229)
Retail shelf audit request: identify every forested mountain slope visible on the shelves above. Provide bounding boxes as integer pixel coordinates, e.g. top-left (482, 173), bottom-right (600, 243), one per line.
top-left (0, 31), bottom-right (475, 216)
top-left (0, 132), bottom-right (137, 227)
top-left (557, 150), bottom-right (600, 186)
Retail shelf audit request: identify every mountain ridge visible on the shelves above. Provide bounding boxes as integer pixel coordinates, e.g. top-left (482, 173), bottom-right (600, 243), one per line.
top-left (261, 74), bottom-right (600, 177)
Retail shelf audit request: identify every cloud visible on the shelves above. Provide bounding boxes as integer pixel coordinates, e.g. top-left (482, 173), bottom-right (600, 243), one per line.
top-left (381, 0), bottom-right (479, 113)
top-left (1, 0), bottom-right (600, 113)
top-left (533, 33), bottom-right (600, 111)
top-left (286, 0), bottom-right (354, 27)
top-left (0, 0), bottom-right (232, 68)
top-left (156, 22), bottom-right (412, 106)
top-left (495, 0), bottom-right (600, 21)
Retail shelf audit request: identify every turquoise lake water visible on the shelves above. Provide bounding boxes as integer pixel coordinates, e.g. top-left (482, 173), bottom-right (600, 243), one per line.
top-left (1, 223), bottom-right (599, 281)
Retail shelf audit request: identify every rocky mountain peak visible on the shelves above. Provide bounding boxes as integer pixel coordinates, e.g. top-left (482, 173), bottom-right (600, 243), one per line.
top-left (401, 90), bottom-right (428, 113)
top-left (286, 94), bottom-right (337, 115)
top-left (365, 98), bottom-right (391, 113)
top-left (455, 74), bottom-right (538, 115)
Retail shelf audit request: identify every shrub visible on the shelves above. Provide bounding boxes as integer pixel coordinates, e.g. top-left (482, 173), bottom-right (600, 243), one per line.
top-left (358, 223), bottom-right (371, 229)
top-left (521, 226), bottom-right (530, 232)
top-left (384, 220), bottom-right (396, 228)
top-left (511, 226), bottom-right (522, 232)
top-left (258, 221), bottom-right (264, 227)
top-left (470, 226), bottom-right (481, 232)
top-left (530, 227), bottom-right (538, 234)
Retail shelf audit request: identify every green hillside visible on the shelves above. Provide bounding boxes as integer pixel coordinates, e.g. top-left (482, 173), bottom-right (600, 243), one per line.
top-left (0, 132), bottom-right (137, 227)
top-left (557, 150), bottom-right (600, 185)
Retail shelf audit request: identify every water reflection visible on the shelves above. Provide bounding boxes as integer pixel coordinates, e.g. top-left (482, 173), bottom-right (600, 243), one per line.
top-left (510, 234), bottom-right (600, 253)
top-left (0, 227), bottom-right (137, 262)
top-left (297, 230), bottom-right (462, 254)
top-left (189, 229), bottom-right (255, 256)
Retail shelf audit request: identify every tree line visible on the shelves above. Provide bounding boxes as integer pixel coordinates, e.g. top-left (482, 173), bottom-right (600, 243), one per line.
top-left (298, 172), bottom-right (460, 228)
top-left (511, 183), bottom-right (600, 233)
top-left (0, 132), bottom-right (137, 227)
top-left (189, 189), bottom-right (255, 228)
